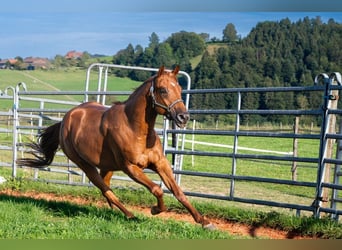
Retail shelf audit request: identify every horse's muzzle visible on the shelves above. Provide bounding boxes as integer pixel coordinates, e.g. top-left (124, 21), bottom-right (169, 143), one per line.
top-left (174, 111), bottom-right (190, 128)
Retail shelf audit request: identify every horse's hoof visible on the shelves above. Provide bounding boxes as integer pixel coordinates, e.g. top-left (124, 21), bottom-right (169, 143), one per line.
top-left (126, 213), bottom-right (135, 219)
top-left (151, 206), bottom-right (162, 215)
top-left (151, 205), bottom-right (167, 215)
top-left (203, 223), bottom-right (216, 230)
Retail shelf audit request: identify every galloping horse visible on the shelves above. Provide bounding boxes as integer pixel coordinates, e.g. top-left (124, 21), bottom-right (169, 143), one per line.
top-left (17, 66), bottom-right (213, 229)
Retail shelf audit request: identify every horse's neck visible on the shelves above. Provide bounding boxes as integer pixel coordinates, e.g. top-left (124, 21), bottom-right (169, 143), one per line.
top-left (125, 81), bottom-right (157, 136)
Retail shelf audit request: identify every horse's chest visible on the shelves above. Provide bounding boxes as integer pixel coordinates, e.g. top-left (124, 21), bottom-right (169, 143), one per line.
top-left (131, 148), bottom-right (160, 168)
top-left (109, 129), bottom-right (161, 168)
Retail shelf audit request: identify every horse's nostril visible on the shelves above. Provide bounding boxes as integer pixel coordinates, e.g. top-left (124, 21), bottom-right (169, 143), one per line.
top-left (177, 112), bottom-right (190, 123)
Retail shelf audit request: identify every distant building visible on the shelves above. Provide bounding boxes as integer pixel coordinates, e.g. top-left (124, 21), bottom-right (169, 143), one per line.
top-left (0, 59), bottom-right (18, 69)
top-left (23, 57), bottom-right (51, 70)
top-left (65, 50), bottom-right (84, 59)
top-left (0, 57), bottom-right (50, 70)
top-left (0, 60), bottom-right (7, 69)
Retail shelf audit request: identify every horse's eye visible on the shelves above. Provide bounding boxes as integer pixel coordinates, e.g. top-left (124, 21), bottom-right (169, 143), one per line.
top-left (159, 88), bottom-right (168, 95)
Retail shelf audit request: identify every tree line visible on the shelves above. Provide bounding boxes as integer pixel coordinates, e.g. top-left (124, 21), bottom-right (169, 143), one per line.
top-left (112, 17), bottom-right (341, 126)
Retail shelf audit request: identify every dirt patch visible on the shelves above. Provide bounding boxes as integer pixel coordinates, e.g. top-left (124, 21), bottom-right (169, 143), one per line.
top-left (0, 189), bottom-right (314, 239)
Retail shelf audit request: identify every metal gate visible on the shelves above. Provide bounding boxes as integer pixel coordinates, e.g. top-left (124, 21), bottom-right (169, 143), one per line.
top-left (1, 64), bottom-right (341, 220)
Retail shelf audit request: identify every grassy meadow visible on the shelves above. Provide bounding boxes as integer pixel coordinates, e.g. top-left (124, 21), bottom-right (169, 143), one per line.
top-left (0, 172), bottom-right (341, 239)
top-left (0, 68), bottom-right (142, 110)
top-left (1, 68), bottom-right (342, 239)
top-left (0, 179), bottom-right (234, 239)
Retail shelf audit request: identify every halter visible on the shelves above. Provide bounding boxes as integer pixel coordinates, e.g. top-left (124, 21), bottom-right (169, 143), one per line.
top-left (149, 80), bottom-right (184, 113)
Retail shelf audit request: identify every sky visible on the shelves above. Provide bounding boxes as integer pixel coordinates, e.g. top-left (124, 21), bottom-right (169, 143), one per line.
top-left (0, 1), bottom-right (341, 59)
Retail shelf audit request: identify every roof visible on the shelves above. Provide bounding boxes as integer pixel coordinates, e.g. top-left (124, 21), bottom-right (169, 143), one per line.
top-left (65, 50), bottom-right (84, 59)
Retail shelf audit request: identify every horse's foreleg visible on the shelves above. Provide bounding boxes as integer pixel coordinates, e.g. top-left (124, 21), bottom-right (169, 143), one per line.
top-left (124, 164), bottom-right (167, 215)
top-left (154, 160), bottom-right (214, 229)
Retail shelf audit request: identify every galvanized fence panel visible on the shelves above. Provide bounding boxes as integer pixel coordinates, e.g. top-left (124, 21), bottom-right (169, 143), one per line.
top-left (0, 64), bottom-right (341, 220)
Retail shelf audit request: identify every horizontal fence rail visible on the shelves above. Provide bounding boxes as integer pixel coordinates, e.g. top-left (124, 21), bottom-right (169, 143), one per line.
top-left (0, 65), bottom-right (341, 221)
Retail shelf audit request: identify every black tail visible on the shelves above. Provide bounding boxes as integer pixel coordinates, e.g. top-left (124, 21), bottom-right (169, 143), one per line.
top-left (17, 122), bottom-right (61, 168)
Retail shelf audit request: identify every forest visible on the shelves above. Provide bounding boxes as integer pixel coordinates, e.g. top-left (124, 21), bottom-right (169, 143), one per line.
top-left (113, 16), bottom-right (341, 125)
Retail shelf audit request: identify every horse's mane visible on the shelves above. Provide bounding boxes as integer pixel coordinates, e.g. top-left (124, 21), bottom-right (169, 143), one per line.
top-left (108, 75), bottom-right (156, 106)
top-left (124, 75), bottom-right (156, 103)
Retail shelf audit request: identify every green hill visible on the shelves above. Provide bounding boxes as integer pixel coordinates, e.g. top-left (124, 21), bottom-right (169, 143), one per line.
top-left (0, 68), bottom-right (141, 110)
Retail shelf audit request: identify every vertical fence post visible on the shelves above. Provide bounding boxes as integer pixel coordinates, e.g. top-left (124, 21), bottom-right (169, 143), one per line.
top-left (7, 86), bottom-right (18, 178)
top-left (331, 120), bottom-right (342, 220)
top-left (96, 66), bottom-right (103, 103)
top-left (313, 73), bottom-right (330, 217)
top-left (322, 79), bottom-right (338, 205)
top-left (12, 82), bottom-right (27, 178)
top-left (313, 73), bottom-right (340, 217)
top-left (230, 91), bottom-right (241, 198)
top-left (191, 119), bottom-right (196, 168)
top-left (292, 116), bottom-right (299, 181)
top-left (102, 66), bottom-right (109, 105)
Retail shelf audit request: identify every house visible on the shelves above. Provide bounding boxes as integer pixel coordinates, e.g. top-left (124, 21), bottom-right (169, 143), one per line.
top-left (0, 59), bottom-right (7, 69)
top-left (65, 50), bottom-right (84, 59)
top-left (23, 57), bottom-right (51, 70)
top-left (0, 59), bottom-right (17, 69)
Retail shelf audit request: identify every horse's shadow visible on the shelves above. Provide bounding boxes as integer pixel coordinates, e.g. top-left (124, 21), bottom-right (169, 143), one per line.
top-left (0, 192), bottom-right (141, 223)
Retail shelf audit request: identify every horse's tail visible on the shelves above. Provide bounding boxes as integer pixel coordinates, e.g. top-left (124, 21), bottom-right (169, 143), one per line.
top-left (16, 122), bottom-right (61, 168)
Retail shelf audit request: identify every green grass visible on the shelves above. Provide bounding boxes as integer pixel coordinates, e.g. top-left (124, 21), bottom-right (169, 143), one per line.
top-left (175, 132), bottom-right (321, 203)
top-left (0, 178), bottom-right (234, 239)
top-left (0, 193), bottom-right (231, 239)
top-left (0, 68), bottom-right (141, 110)
top-left (0, 177), bottom-right (341, 239)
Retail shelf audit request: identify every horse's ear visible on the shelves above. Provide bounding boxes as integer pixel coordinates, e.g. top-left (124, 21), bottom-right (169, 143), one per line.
top-left (172, 65), bottom-right (180, 75)
top-left (158, 66), bottom-right (165, 77)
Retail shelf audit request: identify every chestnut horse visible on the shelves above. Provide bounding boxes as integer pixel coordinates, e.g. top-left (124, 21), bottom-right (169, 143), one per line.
top-left (17, 66), bottom-right (213, 229)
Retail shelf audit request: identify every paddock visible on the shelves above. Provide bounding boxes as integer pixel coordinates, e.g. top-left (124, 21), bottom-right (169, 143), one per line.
top-left (0, 64), bottom-right (341, 221)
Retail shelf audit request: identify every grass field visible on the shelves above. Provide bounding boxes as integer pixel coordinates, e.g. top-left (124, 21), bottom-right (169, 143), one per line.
top-left (0, 68), bottom-right (142, 110)
top-left (0, 184), bottom-right (233, 239)
top-left (0, 175), bottom-right (341, 239)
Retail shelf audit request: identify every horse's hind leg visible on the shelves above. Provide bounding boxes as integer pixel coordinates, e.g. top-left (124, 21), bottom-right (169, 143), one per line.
top-left (123, 164), bottom-right (167, 215)
top-left (80, 165), bottom-right (134, 218)
top-left (100, 170), bottom-right (114, 187)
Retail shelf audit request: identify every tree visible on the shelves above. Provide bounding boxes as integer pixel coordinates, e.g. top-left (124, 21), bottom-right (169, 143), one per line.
top-left (14, 56), bottom-right (25, 70)
top-left (194, 51), bottom-right (220, 82)
top-left (108, 16), bottom-right (341, 126)
top-left (53, 55), bottom-right (67, 68)
top-left (166, 31), bottom-right (206, 58)
top-left (140, 47), bottom-right (154, 67)
top-left (152, 43), bottom-right (175, 68)
top-left (78, 51), bottom-right (91, 68)
top-left (199, 33), bottom-right (210, 42)
top-left (112, 44), bottom-right (135, 77)
top-left (191, 51), bottom-right (222, 122)
top-left (148, 32), bottom-right (159, 50)
top-left (133, 45), bottom-right (144, 65)
top-left (113, 43), bottom-right (135, 65)
top-left (222, 23), bottom-right (238, 44)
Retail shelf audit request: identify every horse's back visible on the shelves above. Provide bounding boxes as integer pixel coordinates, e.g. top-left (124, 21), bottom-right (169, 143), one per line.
top-left (62, 102), bottom-right (107, 131)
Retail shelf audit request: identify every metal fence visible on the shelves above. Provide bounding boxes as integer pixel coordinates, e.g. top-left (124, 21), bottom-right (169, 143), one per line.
top-left (0, 64), bottom-right (341, 220)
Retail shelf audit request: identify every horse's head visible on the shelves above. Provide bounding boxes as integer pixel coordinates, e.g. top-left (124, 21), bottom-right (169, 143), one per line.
top-left (150, 66), bottom-right (190, 128)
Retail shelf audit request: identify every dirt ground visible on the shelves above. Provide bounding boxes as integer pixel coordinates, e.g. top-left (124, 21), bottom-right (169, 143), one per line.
top-left (0, 189), bottom-right (315, 239)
